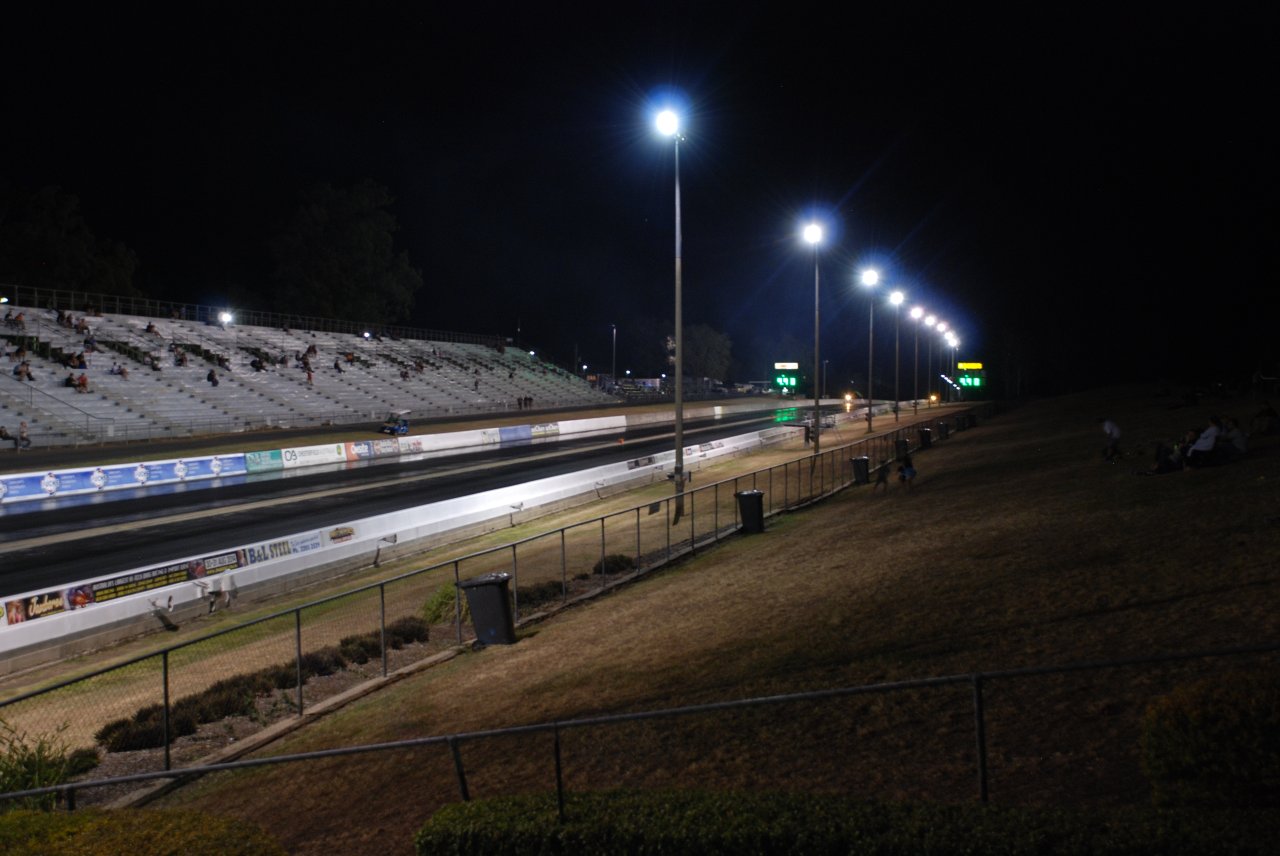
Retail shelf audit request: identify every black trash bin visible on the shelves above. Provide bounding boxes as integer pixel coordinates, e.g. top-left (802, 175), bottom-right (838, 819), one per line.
top-left (852, 456), bottom-right (870, 485)
top-left (918, 427), bottom-right (932, 449)
top-left (938, 422), bottom-right (951, 440)
top-left (735, 489), bottom-right (765, 534)
top-left (894, 438), bottom-right (910, 460)
top-left (456, 572), bottom-right (517, 645)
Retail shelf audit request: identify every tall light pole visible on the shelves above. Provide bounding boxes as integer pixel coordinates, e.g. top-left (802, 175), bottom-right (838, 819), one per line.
top-left (860, 268), bottom-right (880, 432)
top-left (937, 322), bottom-right (950, 402)
top-left (910, 306), bottom-right (923, 415)
top-left (924, 315), bottom-right (937, 407)
top-left (657, 109), bottom-right (686, 518)
top-left (803, 223), bottom-right (823, 455)
top-left (611, 323), bottom-right (617, 390)
top-left (890, 290), bottom-right (904, 421)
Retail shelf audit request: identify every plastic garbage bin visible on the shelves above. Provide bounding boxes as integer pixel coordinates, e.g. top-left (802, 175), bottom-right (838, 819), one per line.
top-left (456, 572), bottom-right (517, 645)
top-left (918, 427), bottom-right (932, 449)
top-left (938, 422), bottom-right (951, 440)
top-left (735, 489), bottom-right (765, 534)
top-left (852, 456), bottom-right (870, 485)
top-left (895, 438), bottom-right (910, 460)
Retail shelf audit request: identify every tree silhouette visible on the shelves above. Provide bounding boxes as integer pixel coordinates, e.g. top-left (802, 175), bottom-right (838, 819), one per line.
top-left (267, 180), bottom-right (422, 324)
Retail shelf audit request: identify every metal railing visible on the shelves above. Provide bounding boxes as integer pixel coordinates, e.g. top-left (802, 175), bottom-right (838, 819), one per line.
top-left (4, 640), bottom-right (1275, 813)
top-left (0, 406), bottom-right (990, 791)
top-left (2, 285), bottom-right (507, 348)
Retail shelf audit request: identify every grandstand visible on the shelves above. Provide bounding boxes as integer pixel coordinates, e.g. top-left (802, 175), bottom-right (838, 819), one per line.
top-left (1, 290), bottom-right (617, 446)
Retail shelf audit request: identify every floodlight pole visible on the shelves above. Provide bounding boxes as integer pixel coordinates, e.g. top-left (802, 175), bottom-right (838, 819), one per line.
top-left (671, 132), bottom-right (685, 520)
top-left (812, 243), bottom-right (821, 456)
top-left (867, 298), bottom-right (875, 433)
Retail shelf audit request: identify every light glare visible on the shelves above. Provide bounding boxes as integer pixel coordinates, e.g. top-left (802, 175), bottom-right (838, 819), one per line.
top-left (656, 110), bottom-right (679, 137)
top-left (802, 223), bottom-right (823, 245)
top-left (860, 268), bottom-right (880, 287)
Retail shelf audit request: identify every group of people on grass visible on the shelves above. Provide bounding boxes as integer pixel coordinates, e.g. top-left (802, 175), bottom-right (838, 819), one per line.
top-left (1107, 413), bottom-right (1253, 475)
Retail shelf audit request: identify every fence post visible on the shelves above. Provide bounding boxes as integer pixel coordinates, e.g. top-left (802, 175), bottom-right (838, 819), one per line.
top-left (560, 529), bottom-right (568, 604)
top-left (295, 609), bottom-right (304, 716)
top-left (512, 544), bottom-right (520, 622)
top-left (454, 560), bottom-right (463, 645)
top-left (599, 518), bottom-right (606, 590)
top-left (379, 584), bottom-right (388, 678)
top-left (665, 497), bottom-right (672, 562)
top-left (449, 738), bottom-right (471, 801)
top-left (162, 651), bottom-right (171, 772)
top-left (714, 482), bottom-right (719, 540)
top-left (972, 674), bottom-right (989, 803)
top-left (689, 486), bottom-right (696, 554)
top-left (635, 508), bottom-right (642, 572)
top-left (554, 724), bottom-right (566, 823)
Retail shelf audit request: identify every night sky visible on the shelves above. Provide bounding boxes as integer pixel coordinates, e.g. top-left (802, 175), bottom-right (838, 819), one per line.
top-left (4, 5), bottom-right (1275, 394)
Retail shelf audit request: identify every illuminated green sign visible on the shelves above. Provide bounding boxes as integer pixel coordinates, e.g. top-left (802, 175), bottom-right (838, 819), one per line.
top-left (773, 361), bottom-right (799, 392)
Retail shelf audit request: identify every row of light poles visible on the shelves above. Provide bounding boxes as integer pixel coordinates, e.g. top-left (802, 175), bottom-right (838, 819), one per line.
top-left (656, 108), bottom-right (961, 478)
top-left (799, 223), bottom-right (963, 440)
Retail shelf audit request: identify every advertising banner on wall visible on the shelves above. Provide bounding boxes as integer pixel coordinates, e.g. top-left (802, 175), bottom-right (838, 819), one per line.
top-left (0, 454), bottom-right (247, 504)
top-left (344, 439), bottom-right (401, 461)
top-left (244, 450), bottom-right (283, 473)
top-left (2, 549), bottom-right (246, 625)
top-left (279, 444), bottom-right (347, 470)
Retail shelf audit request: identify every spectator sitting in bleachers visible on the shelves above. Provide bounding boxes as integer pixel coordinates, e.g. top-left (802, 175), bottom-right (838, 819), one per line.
top-left (64, 372), bottom-right (77, 389)
top-left (76, 372), bottom-right (90, 394)
top-left (207, 369), bottom-right (219, 387)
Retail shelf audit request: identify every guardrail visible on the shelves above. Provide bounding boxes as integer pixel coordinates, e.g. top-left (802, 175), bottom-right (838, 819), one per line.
top-left (0, 406), bottom-right (987, 796)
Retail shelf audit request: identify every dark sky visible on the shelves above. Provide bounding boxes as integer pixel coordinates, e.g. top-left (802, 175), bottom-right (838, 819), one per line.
top-left (3, 4), bottom-right (1275, 393)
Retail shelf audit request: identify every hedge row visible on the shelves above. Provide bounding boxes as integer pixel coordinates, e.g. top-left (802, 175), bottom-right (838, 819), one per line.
top-left (0, 808), bottom-right (286, 855)
top-left (415, 789), bottom-right (1279, 855)
top-left (1141, 669), bottom-right (1280, 808)
top-left (94, 616), bottom-right (430, 753)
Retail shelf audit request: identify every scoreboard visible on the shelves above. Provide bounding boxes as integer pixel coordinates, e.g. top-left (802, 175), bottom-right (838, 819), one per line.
top-left (773, 362), bottom-right (799, 394)
top-left (957, 361), bottom-right (986, 390)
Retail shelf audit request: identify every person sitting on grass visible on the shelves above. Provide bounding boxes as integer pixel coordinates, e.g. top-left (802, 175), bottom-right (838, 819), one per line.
top-left (1184, 416), bottom-right (1223, 468)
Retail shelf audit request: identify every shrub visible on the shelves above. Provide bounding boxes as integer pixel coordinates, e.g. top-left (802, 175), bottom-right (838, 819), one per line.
top-left (264, 662), bottom-right (300, 690)
top-left (298, 646), bottom-right (346, 679)
top-left (1141, 669), bottom-right (1280, 807)
top-left (517, 580), bottom-right (564, 609)
top-left (0, 808), bottom-right (287, 855)
top-left (339, 633), bottom-right (382, 665)
top-left (387, 615), bottom-right (431, 646)
top-left (65, 747), bottom-right (100, 778)
top-left (0, 719), bottom-right (74, 812)
top-left (415, 789), bottom-right (1280, 855)
top-left (422, 584), bottom-right (464, 624)
top-left (592, 553), bottom-right (635, 575)
top-left (187, 682), bottom-right (257, 720)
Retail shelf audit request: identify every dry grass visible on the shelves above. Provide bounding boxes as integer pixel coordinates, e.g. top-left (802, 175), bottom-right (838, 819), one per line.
top-left (42, 388), bottom-right (1280, 852)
